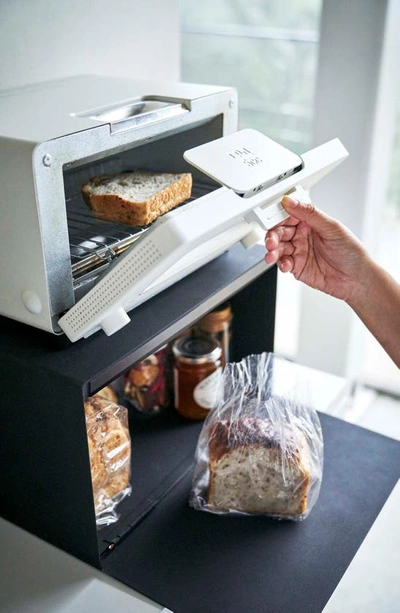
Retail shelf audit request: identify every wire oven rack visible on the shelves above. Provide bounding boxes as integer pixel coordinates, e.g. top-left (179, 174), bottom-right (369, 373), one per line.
top-left (67, 181), bottom-right (216, 288)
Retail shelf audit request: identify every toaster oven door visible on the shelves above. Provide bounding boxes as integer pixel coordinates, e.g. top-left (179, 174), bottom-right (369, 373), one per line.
top-left (58, 136), bottom-right (348, 342)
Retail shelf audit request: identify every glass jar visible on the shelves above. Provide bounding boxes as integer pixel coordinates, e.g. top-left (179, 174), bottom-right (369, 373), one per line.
top-left (194, 302), bottom-right (232, 368)
top-left (172, 335), bottom-right (222, 420)
top-left (123, 346), bottom-right (169, 419)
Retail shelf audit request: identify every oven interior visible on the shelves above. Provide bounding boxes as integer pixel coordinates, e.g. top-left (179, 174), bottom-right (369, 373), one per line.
top-left (63, 118), bottom-right (224, 298)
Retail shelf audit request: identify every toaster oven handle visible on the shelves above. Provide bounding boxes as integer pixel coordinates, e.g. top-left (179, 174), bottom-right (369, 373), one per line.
top-left (244, 185), bottom-right (311, 231)
top-left (73, 98), bottom-right (189, 132)
top-left (108, 101), bottom-right (189, 134)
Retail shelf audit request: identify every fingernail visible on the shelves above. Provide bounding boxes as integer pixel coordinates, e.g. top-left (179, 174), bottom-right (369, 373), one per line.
top-left (282, 196), bottom-right (299, 207)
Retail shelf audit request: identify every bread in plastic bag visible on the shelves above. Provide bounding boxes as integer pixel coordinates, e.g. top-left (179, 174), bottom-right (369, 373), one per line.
top-left (190, 353), bottom-right (323, 521)
top-left (84, 394), bottom-right (132, 527)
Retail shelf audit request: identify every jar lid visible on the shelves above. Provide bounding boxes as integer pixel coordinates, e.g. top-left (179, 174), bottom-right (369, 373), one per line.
top-left (197, 303), bottom-right (232, 331)
top-left (172, 335), bottom-right (222, 364)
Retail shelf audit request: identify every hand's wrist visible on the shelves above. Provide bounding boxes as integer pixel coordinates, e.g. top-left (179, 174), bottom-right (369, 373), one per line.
top-left (345, 256), bottom-right (400, 368)
top-left (345, 254), bottom-right (378, 310)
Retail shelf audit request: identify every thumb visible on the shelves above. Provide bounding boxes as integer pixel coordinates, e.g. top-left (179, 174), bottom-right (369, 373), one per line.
top-left (281, 195), bottom-right (334, 234)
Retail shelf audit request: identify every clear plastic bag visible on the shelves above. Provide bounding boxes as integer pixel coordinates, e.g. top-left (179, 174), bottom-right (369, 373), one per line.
top-left (190, 353), bottom-right (324, 521)
top-left (84, 395), bottom-right (132, 527)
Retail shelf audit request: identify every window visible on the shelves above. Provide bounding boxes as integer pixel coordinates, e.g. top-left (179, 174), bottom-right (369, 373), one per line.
top-left (362, 86), bottom-right (400, 393)
top-left (181, 0), bottom-right (322, 154)
top-left (181, 0), bottom-right (323, 359)
top-left (181, 0), bottom-right (400, 390)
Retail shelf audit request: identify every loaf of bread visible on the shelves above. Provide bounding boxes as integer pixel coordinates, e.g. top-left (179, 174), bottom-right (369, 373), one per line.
top-left (82, 170), bottom-right (192, 226)
top-left (84, 395), bottom-right (131, 520)
top-left (207, 417), bottom-right (310, 517)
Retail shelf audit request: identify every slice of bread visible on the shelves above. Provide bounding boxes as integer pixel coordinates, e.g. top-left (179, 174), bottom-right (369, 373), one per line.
top-left (82, 170), bottom-right (192, 226)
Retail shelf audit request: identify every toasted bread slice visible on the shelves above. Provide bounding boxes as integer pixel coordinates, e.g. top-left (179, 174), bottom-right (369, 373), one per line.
top-left (82, 170), bottom-right (192, 226)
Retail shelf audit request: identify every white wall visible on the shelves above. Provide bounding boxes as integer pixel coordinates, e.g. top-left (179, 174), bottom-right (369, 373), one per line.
top-left (0, 0), bottom-right (181, 89)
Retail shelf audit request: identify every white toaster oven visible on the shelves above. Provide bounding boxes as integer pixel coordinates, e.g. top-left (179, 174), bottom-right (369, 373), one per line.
top-left (0, 75), bottom-right (347, 342)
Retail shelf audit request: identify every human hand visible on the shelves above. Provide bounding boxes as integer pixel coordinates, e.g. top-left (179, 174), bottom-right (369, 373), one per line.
top-left (264, 196), bottom-right (370, 302)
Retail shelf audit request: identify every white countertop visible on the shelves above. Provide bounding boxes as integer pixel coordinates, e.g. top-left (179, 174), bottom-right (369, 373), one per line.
top-left (1, 361), bottom-right (399, 613)
top-left (0, 516), bottom-right (170, 613)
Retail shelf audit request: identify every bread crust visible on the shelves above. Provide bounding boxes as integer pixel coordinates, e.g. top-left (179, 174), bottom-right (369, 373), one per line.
top-left (207, 418), bottom-right (310, 517)
top-left (82, 171), bottom-right (192, 226)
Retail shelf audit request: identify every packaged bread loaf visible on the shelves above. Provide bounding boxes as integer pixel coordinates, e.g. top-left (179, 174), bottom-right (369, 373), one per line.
top-left (207, 415), bottom-right (310, 516)
top-left (190, 353), bottom-right (323, 521)
top-left (82, 170), bottom-right (192, 226)
top-left (84, 394), bottom-right (131, 526)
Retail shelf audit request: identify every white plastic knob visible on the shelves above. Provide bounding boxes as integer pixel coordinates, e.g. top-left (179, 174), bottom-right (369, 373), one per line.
top-left (100, 308), bottom-right (131, 336)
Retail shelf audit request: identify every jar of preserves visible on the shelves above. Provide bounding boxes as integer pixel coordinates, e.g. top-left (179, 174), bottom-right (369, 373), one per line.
top-left (172, 335), bottom-right (222, 420)
top-left (194, 302), bottom-right (232, 368)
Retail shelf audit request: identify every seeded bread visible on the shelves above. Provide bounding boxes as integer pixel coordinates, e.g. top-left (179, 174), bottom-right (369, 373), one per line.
top-left (207, 417), bottom-right (310, 517)
top-left (82, 170), bottom-right (192, 226)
